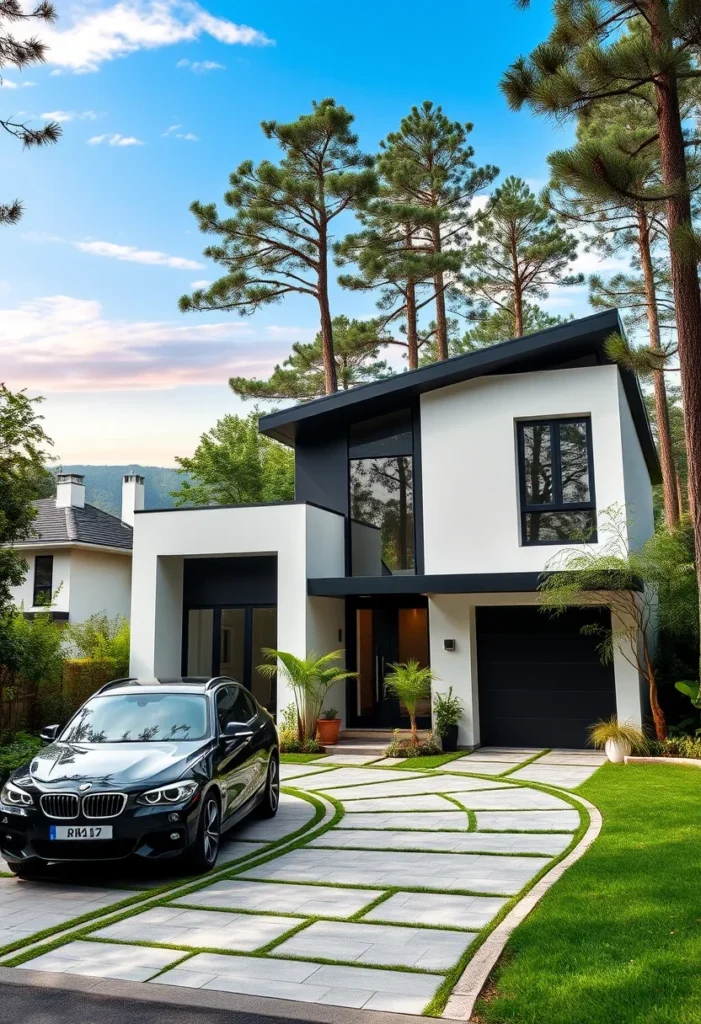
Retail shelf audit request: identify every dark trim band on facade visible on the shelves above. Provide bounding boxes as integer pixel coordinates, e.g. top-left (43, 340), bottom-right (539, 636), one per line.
top-left (308, 571), bottom-right (642, 596)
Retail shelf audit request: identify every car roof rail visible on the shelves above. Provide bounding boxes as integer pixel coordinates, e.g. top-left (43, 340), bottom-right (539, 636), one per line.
top-left (205, 675), bottom-right (235, 690)
top-left (96, 676), bottom-right (138, 694)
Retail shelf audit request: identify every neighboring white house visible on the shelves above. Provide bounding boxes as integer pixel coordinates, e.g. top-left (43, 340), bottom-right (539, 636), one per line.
top-left (129, 310), bottom-right (659, 748)
top-left (9, 473), bottom-right (144, 624)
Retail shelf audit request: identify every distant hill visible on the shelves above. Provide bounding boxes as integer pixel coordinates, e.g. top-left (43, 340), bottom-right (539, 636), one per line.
top-left (58, 465), bottom-right (188, 517)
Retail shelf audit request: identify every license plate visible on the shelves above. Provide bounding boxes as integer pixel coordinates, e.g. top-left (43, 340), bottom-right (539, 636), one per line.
top-left (49, 825), bottom-right (113, 840)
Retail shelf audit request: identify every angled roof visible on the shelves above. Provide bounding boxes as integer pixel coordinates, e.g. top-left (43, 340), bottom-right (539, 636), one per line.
top-left (259, 309), bottom-right (661, 484)
top-left (18, 500), bottom-right (133, 551)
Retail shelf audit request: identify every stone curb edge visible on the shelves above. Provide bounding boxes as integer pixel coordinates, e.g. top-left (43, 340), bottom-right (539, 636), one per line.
top-left (624, 756), bottom-right (701, 768)
top-left (441, 791), bottom-right (603, 1021)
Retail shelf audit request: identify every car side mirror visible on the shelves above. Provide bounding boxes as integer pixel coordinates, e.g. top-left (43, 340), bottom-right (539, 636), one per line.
top-left (222, 721), bottom-right (253, 744)
top-left (40, 724), bottom-right (61, 744)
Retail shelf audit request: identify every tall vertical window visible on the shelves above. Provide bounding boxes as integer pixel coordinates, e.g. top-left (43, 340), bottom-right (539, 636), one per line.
top-left (517, 418), bottom-right (596, 545)
top-left (33, 555), bottom-right (53, 606)
top-left (350, 456), bottom-right (415, 574)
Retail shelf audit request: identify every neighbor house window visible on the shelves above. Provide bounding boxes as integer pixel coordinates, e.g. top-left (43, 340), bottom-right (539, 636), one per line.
top-left (517, 418), bottom-right (596, 545)
top-left (33, 555), bottom-right (54, 605)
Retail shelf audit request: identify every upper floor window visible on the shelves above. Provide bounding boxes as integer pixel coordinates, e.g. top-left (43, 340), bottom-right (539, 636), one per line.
top-left (33, 555), bottom-right (53, 606)
top-left (517, 418), bottom-right (596, 545)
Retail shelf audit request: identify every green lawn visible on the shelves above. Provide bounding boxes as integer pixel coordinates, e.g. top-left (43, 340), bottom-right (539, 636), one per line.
top-left (280, 752), bottom-right (325, 763)
top-left (396, 752), bottom-right (467, 770)
top-left (477, 763), bottom-right (701, 1024)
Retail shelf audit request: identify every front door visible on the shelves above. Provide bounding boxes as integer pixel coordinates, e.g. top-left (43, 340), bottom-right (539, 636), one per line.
top-left (350, 603), bottom-right (431, 729)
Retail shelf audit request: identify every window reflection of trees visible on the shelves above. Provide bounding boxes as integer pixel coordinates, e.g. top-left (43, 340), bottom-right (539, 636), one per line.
top-left (350, 456), bottom-right (415, 573)
top-left (61, 698), bottom-right (205, 743)
top-left (521, 419), bottom-right (594, 544)
top-left (559, 422), bottom-right (590, 503)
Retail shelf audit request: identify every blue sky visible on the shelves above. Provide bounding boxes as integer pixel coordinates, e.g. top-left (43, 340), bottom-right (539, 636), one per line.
top-left (1, 0), bottom-right (625, 465)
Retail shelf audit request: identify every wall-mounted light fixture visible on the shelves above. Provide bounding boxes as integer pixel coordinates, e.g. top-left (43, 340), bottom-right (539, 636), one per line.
top-left (443, 639), bottom-right (456, 652)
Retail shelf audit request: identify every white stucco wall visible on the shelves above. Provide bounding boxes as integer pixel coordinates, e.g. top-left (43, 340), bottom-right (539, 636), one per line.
top-left (420, 363), bottom-right (640, 574)
top-left (10, 548), bottom-right (72, 614)
top-left (68, 548), bottom-right (132, 622)
top-left (617, 375), bottom-right (655, 549)
top-left (129, 504), bottom-right (345, 722)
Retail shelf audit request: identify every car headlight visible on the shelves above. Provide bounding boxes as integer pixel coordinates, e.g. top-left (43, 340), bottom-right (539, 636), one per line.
top-left (1, 780), bottom-right (34, 807)
top-left (137, 781), bottom-right (198, 806)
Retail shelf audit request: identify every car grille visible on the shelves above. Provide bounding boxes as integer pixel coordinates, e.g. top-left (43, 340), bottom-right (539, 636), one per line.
top-left (40, 793), bottom-right (79, 819)
top-left (82, 793), bottom-right (128, 819)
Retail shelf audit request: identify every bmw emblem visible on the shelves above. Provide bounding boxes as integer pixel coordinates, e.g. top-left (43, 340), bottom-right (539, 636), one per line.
top-left (79, 783), bottom-right (92, 792)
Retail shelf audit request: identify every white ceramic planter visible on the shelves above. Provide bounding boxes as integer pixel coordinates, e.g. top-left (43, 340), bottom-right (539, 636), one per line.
top-left (605, 737), bottom-right (632, 763)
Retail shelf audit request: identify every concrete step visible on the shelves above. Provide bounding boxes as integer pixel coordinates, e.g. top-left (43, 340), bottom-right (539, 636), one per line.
top-left (323, 743), bottom-right (389, 756)
top-left (339, 730), bottom-right (430, 741)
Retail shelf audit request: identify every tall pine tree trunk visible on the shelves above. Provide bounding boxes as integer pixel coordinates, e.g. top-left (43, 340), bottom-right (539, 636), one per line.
top-left (511, 227), bottom-right (524, 336)
top-left (431, 226), bottom-right (449, 360)
top-left (317, 231), bottom-right (337, 394)
top-left (649, 18), bottom-right (701, 671)
top-left (405, 281), bottom-right (419, 369)
top-left (637, 206), bottom-right (679, 527)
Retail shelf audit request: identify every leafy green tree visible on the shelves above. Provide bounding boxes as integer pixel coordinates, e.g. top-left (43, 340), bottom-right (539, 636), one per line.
top-left (384, 659), bottom-right (436, 743)
top-left (464, 176), bottom-right (582, 337)
top-left (229, 317), bottom-right (391, 400)
top-left (364, 102), bottom-right (498, 361)
top-left (180, 99), bottom-right (377, 394)
top-left (0, 607), bottom-right (64, 738)
top-left (540, 506), bottom-right (698, 741)
top-left (0, 1), bottom-right (61, 224)
top-left (420, 304), bottom-right (566, 363)
top-left (0, 385), bottom-right (53, 612)
top-left (546, 90), bottom-right (685, 527)
top-left (172, 411), bottom-right (294, 507)
top-left (501, 2), bottom-right (701, 677)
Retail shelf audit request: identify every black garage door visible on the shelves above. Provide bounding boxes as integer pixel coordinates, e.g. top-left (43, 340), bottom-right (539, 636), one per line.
top-left (476, 606), bottom-right (616, 749)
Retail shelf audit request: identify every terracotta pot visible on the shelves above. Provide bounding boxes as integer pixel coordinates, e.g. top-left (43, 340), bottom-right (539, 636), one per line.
top-left (605, 737), bottom-right (631, 763)
top-left (316, 718), bottom-right (341, 745)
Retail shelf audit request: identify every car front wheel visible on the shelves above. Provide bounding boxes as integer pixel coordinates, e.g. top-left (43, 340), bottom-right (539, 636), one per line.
top-left (255, 752), bottom-right (280, 819)
top-left (185, 792), bottom-right (220, 873)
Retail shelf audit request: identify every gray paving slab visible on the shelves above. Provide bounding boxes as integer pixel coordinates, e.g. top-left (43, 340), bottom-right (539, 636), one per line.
top-left (342, 794), bottom-right (459, 812)
top-left (321, 755), bottom-right (385, 766)
top-left (272, 919), bottom-right (474, 970)
top-left (319, 775), bottom-right (512, 800)
top-left (475, 810), bottom-right (579, 831)
top-left (509, 764), bottom-right (601, 788)
top-left (18, 940), bottom-right (182, 982)
top-left (150, 952), bottom-right (444, 1013)
top-left (219, 839), bottom-right (268, 861)
top-left (371, 757), bottom-right (407, 766)
top-left (229, 793), bottom-right (315, 841)
top-left (0, 878), bottom-right (136, 944)
top-left (537, 750), bottom-right (607, 766)
top-left (312, 828), bottom-right (571, 856)
top-left (438, 761), bottom-right (510, 776)
top-left (449, 787), bottom-right (571, 810)
top-left (466, 748), bottom-right (544, 762)
top-left (171, 879), bottom-right (379, 918)
top-left (94, 906), bottom-right (303, 950)
top-left (338, 811), bottom-right (468, 830)
top-left (364, 891), bottom-right (508, 929)
top-left (240, 847), bottom-right (549, 894)
top-left (299, 768), bottom-right (422, 790)
top-left (280, 763), bottom-right (334, 781)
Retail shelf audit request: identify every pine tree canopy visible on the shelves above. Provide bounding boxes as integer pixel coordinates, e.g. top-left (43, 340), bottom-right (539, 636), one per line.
top-left (464, 175), bottom-right (582, 336)
top-left (229, 316), bottom-right (391, 401)
top-left (0, 0), bottom-right (62, 224)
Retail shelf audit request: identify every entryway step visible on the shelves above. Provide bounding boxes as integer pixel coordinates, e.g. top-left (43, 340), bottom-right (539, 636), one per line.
top-left (324, 729), bottom-right (432, 756)
top-left (338, 730), bottom-right (430, 741)
top-left (323, 743), bottom-right (389, 756)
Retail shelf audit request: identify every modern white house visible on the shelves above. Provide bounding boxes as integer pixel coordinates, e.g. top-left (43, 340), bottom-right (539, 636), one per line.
top-left (129, 310), bottom-right (658, 748)
top-left (9, 473), bottom-right (143, 624)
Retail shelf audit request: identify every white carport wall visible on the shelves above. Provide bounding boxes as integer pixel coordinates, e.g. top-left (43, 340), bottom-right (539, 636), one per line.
top-left (129, 503), bottom-right (346, 725)
top-left (427, 591), bottom-right (644, 748)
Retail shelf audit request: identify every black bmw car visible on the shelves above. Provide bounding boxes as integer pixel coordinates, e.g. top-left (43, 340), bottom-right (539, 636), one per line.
top-left (0, 676), bottom-right (279, 877)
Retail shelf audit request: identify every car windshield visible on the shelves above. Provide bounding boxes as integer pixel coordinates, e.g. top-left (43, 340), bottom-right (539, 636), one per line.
top-left (60, 693), bottom-right (208, 743)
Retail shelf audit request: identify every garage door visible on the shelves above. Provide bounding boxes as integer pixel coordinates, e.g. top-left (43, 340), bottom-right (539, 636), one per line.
top-left (476, 606), bottom-right (616, 749)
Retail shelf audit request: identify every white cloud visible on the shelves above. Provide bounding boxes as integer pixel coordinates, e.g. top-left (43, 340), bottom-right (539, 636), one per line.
top-left (41, 110), bottom-right (101, 122)
top-left (161, 123), bottom-right (182, 135)
top-left (177, 131), bottom-right (199, 140)
top-left (176, 57), bottom-right (224, 72)
top-left (162, 122), bottom-right (199, 140)
top-left (190, 279), bottom-right (211, 288)
top-left (0, 294), bottom-right (296, 392)
top-left (88, 133), bottom-right (144, 146)
top-left (36, 1), bottom-right (272, 74)
top-left (74, 239), bottom-right (203, 269)
top-left (0, 78), bottom-right (36, 89)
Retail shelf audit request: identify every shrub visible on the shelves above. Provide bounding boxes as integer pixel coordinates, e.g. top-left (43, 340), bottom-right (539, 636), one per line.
top-left (0, 607), bottom-right (65, 737)
top-left (385, 730), bottom-right (442, 758)
top-left (588, 717), bottom-right (648, 753)
top-left (433, 687), bottom-right (462, 736)
top-left (62, 658), bottom-right (118, 715)
top-left (64, 613), bottom-right (130, 677)
top-left (383, 660), bottom-right (437, 743)
top-left (651, 736), bottom-right (701, 759)
top-left (0, 731), bottom-right (42, 784)
top-left (259, 649), bottom-right (356, 741)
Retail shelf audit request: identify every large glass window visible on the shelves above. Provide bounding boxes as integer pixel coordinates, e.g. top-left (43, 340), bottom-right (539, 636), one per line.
top-left (33, 555), bottom-right (53, 606)
top-left (186, 609), bottom-right (213, 676)
top-left (251, 607), bottom-right (277, 712)
top-left (62, 693), bottom-right (208, 743)
top-left (220, 609), bottom-right (245, 683)
top-left (350, 456), bottom-right (415, 574)
top-left (518, 418), bottom-right (596, 545)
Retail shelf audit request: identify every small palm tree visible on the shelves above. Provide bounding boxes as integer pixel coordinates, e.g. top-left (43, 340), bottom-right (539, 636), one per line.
top-left (258, 649), bottom-right (357, 740)
top-left (384, 659), bottom-right (436, 744)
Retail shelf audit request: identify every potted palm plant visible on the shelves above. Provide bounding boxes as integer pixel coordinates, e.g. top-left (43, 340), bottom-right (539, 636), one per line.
top-left (589, 717), bottom-right (648, 763)
top-left (433, 687), bottom-right (462, 752)
top-left (257, 649), bottom-right (356, 744)
top-left (316, 708), bottom-right (341, 745)
top-left (384, 659), bottom-right (436, 745)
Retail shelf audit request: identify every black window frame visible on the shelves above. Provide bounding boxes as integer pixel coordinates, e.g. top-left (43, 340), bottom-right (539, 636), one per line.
top-left (33, 554), bottom-right (54, 606)
top-left (517, 417), bottom-right (597, 547)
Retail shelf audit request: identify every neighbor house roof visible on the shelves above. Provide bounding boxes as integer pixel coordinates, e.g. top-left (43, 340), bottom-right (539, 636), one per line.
top-left (258, 309), bottom-right (661, 484)
top-left (16, 500), bottom-right (133, 551)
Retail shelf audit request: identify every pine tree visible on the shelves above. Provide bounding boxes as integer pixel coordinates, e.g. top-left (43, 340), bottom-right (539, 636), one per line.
top-left (463, 176), bottom-right (582, 337)
top-left (229, 317), bottom-right (391, 401)
top-left (0, 1), bottom-right (61, 224)
top-left (502, 2), bottom-right (701, 673)
top-left (180, 100), bottom-right (377, 394)
top-left (369, 102), bottom-right (498, 361)
top-left (547, 93), bottom-right (683, 526)
top-left (420, 304), bottom-right (566, 362)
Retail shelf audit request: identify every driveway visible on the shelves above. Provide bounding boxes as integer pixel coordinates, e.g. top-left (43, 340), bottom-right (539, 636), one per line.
top-left (0, 747), bottom-right (604, 1017)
